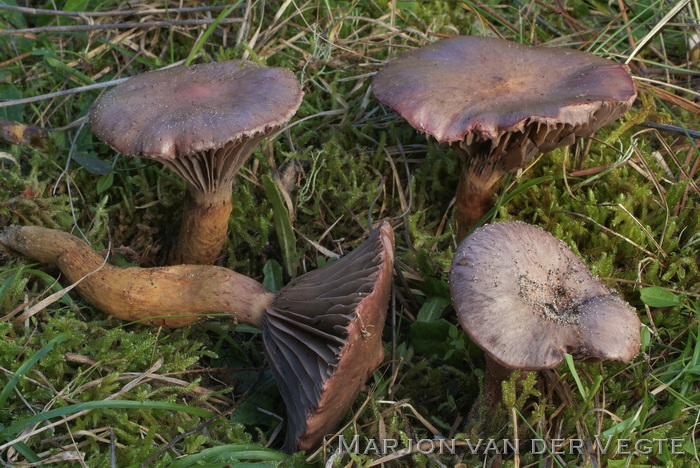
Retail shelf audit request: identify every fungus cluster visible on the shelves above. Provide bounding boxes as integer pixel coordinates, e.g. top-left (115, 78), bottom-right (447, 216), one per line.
top-left (2, 35), bottom-right (646, 459)
top-left (90, 60), bottom-right (303, 265)
top-left (373, 36), bottom-right (637, 239)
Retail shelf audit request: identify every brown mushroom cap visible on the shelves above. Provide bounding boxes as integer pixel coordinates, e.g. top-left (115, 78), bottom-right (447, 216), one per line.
top-left (89, 60), bottom-right (303, 161)
top-left (373, 36), bottom-right (637, 240)
top-left (262, 223), bottom-right (394, 452)
top-left (372, 36), bottom-right (636, 151)
top-left (449, 221), bottom-right (641, 370)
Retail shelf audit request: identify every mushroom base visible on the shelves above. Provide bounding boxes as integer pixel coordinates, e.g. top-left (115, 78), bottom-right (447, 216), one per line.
top-left (482, 354), bottom-right (528, 408)
top-left (0, 225), bottom-right (273, 328)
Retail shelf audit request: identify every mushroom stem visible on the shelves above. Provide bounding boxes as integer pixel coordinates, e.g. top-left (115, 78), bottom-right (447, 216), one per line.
top-left (454, 163), bottom-right (505, 241)
top-left (0, 225), bottom-right (273, 328)
top-left (455, 172), bottom-right (495, 241)
top-left (168, 186), bottom-right (233, 265)
top-left (482, 354), bottom-right (525, 408)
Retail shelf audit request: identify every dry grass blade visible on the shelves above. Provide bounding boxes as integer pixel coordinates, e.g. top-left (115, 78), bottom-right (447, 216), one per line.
top-left (0, 4), bottom-right (232, 17)
top-left (137, 369), bottom-right (265, 468)
top-left (636, 81), bottom-right (700, 114)
top-left (0, 79), bottom-right (128, 109)
top-left (10, 249), bottom-right (109, 324)
top-left (625, 0), bottom-right (693, 64)
top-left (560, 211), bottom-right (660, 260)
top-left (0, 358), bottom-right (163, 452)
top-left (1, 18), bottom-right (243, 35)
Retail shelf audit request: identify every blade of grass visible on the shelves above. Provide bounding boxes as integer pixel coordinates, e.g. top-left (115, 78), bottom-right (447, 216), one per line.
top-left (0, 332), bottom-right (70, 410)
top-left (565, 353), bottom-right (588, 399)
top-left (185, 1), bottom-right (242, 66)
top-left (588, 0), bottom-right (661, 54)
top-left (44, 56), bottom-right (95, 85)
top-left (262, 174), bottom-right (298, 278)
top-left (624, 0), bottom-right (692, 64)
top-left (5, 440), bottom-right (40, 463)
top-left (171, 443), bottom-right (287, 468)
top-left (515, 408), bottom-right (566, 468)
top-left (474, 174), bottom-right (561, 231)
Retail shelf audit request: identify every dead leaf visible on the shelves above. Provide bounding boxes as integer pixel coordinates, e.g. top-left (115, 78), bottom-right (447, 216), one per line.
top-left (0, 118), bottom-right (50, 148)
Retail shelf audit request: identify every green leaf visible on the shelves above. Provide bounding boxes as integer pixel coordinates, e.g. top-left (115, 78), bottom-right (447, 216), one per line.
top-left (641, 325), bottom-right (651, 352)
top-left (640, 287), bottom-right (683, 308)
top-left (25, 268), bottom-right (75, 306)
top-left (9, 441), bottom-right (40, 463)
top-left (0, 274), bottom-right (16, 307)
top-left (73, 152), bottom-right (113, 175)
top-left (601, 407), bottom-right (643, 438)
top-left (416, 296), bottom-right (450, 322)
top-left (63, 0), bottom-right (90, 12)
top-left (96, 172), bottom-right (114, 195)
top-left (0, 0), bottom-right (27, 29)
top-left (44, 57), bottom-right (95, 86)
top-left (262, 259), bottom-right (283, 293)
top-left (415, 249), bottom-right (450, 298)
top-left (0, 84), bottom-right (22, 121)
top-left (410, 319), bottom-right (452, 356)
top-left (230, 374), bottom-right (279, 426)
top-left (262, 175), bottom-right (297, 278)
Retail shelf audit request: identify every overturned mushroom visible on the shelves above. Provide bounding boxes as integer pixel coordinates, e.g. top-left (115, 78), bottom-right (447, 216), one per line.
top-left (449, 221), bottom-right (641, 406)
top-left (372, 36), bottom-right (637, 239)
top-left (264, 224), bottom-right (394, 451)
top-left (90, 61), bottom-right (303, 264)
top-left (0, 223), bottom-right (393, 452)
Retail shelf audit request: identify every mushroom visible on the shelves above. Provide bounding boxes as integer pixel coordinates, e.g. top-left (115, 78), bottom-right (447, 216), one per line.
top-left (448, 221), bottom-right (641, 407)
top-left (89, 61), bottom-right (303, 265)
top-left (0, 223), bottom-right (394, 452)
top-left (264, 223), bottom-right (394, 451)
top-left (372, 36), bottom-right (637, 240)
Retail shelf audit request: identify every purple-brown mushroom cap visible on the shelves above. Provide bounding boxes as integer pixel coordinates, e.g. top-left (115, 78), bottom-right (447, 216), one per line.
top-left (449, 221), bottom-right (641, 370)
top-left (89, 61), bottom-right (303, 265)
top-left (89, 60), bottom-right (303, 160)
top-left (263, 223), bottom-right (395, 452)
top-left (372, 36), bottom-right (637, 170)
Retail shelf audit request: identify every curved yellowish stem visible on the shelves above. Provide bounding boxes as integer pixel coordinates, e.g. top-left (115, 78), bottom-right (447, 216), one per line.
top-left (1, 226), bottom-right (273, 328)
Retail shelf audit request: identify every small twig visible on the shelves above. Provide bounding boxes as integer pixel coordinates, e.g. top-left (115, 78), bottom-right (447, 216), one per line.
top-left (0, 79), bottom-right (128, 109)
top-left (0, 4), bottom-right (233, 17)
top-left (0, 18), bottom-right (243, 36)
top-left (513, 0), bottom-right (562, 37)
top-left (638, 121), bottom-right (700, 139)
top-left (0, 51), bottom-right (32, 68)
top-left (0, 58), bottom-right (197, 109)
